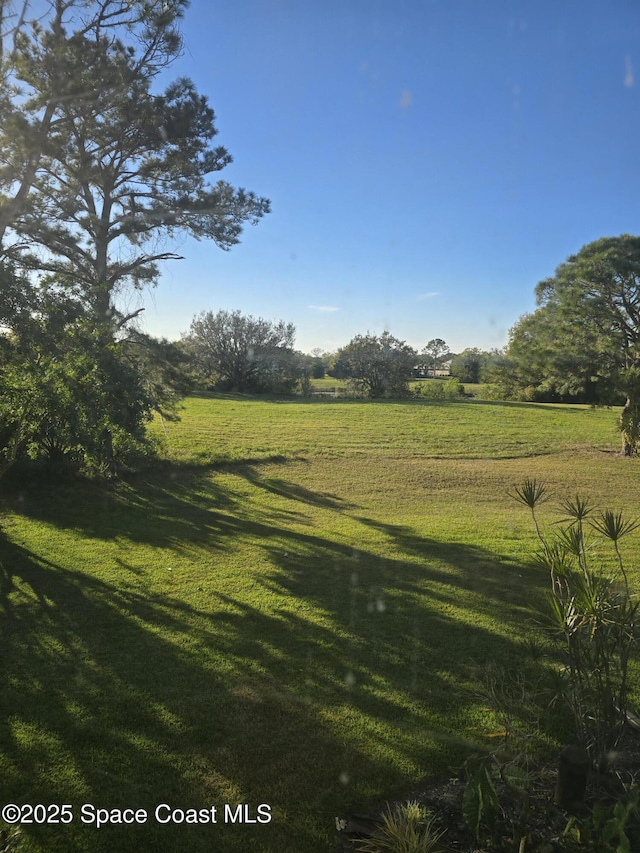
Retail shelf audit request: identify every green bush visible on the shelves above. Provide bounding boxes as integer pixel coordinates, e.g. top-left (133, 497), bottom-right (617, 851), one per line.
top-left (297, 369), bottom-right (313, 397)
top-left (0, 821), bottom-right (23, 852)
top-left (419, 379), bottom-right (465, 401)
top-left (353, 801), bottom-right (444, 853)
top-left (512, 480), bottom-right (640, 762)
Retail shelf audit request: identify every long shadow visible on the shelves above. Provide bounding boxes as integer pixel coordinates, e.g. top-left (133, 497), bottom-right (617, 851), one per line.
top-left (4, 456), bottom-right (359, 550)
top-left (352, 515), bottom-right (535, 606)
top-left (0, 465), bottom-right (559, 852)
top-left (1, 529), bottom-right (406, 852)
top-left (237, 465), bottom-right (359, 510)
top-left (465, 398), bottom-right (596, 413)
top-left (2, 461), bottom-right (294, 549)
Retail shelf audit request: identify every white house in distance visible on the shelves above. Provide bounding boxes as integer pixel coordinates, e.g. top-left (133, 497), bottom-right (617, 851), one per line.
top-left (429, 360), bottom-right (452, 377)
top-left (415, 360), bottom-right (452, 378)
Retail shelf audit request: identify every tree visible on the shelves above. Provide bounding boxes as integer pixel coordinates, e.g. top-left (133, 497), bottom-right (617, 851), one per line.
top-left (450, 348), bottom-right (490, 384)
top-left (0, 1), bottom-right (269, 477)
top-left (297, 350), bottom-right (326, 379)
top-left (505, 235), bottom-right (640, 453)
top-left (0, 0), bottom-right (190, 256)
top-left (185, 310), bottom-right (298, 393)
top-left (331, 331), bottom-right (417, 398)
top-left (420, 338), bottom-right (449, 376)
top-left (0, 277), bottom-right (189, 476)
top-left (496, 306), bottom-right (611, 404)
top-left (7, 2), bottom-right (269, 327)
top-left (119, 329), bottom-right (193, 424)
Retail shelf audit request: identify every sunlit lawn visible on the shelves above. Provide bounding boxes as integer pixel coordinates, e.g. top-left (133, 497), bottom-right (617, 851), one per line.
top-left (1, 395), bottom-right (638, 851)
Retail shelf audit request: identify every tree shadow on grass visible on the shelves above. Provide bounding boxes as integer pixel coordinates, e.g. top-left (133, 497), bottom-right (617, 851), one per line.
top-left (352, 515), bottom-right (538, 608)
top-left (1, 530), bottom-right (411, 852)
top-left (2, 461), bottom-right (294, 550)
top-left (466, 398), bottom-right (604, 413)
top-left (0, 465), bottom-right (559, 852)
top-left (3, 456), bottom-right (359, 552)
top-left (237, 465), bottom-right (359, 511)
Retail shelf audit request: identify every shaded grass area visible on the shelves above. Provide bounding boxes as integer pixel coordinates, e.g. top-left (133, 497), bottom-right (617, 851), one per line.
top-left (0, 396), bottom-right (638, 851)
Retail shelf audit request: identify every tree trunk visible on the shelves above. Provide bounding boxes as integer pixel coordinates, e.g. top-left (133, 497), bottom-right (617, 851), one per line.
top-left (620, 395), bottom-right (638, 456)
top-left (554, 745), bottom-right (589, 810)
top-left (92, 284), bottom-right (111, 324)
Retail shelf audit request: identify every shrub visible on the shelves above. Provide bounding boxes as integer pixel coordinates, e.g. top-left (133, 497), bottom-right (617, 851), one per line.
top-left (419, 379), bottom-right (465, 401)
top-left (352, 801), bottom-right (444, 853)
top-left (332, 332), bottom-right (417, 398)
top-left (512, 480), bottom-right (639, 763)
top-left (297, 369), bottom-right (313, 397)
top-left (0, 821), bottom-right (23, 852)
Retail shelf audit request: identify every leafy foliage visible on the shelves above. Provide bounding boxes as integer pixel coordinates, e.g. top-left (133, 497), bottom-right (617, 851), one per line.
top-left (462, 758), bottom-right (500, 841)
top-left (0, 282), bottom-right (187, 475)
top-left (0, 2), bottom-right (268, 478)
top-left (185, 309), bottom-right (298, 393)
top-left (503, 235), bottom-right (640, 451)
top-left (512, 481), bottom-right (640, 760)
top-left (0, 0), bottom-right (191, 253)
top-left (7, 6), bottom-right (269, 323)
top-left (449, 347), bottom-right (490, 384)
top-left (331, 331), bottom-right (417, 398)
top-left (420, 338), bottom-right (449, 375)
top-left (417, 378), bottom-right (465, 400)
top-left (563, 786), bottom-right (640, 852)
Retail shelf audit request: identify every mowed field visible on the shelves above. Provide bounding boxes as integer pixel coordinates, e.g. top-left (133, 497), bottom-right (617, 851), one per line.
top-left (1, 395), bottom-right (639, 852)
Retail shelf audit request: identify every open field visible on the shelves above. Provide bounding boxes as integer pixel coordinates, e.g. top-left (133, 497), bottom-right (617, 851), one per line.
top-left (1, 396), bottom-right (639, 852)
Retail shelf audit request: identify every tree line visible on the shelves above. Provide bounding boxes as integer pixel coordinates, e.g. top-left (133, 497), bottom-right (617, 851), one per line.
top-left (183, 313), bottom-right (501, 400)
top-left (188, 233), bottom-right (640, 458)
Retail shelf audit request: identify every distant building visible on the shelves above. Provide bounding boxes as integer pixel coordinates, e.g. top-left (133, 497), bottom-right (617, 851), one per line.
top-left (415, 360), bottom-right (452, 378)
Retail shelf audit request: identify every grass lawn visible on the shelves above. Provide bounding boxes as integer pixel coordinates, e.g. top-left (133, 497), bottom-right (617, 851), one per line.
top-left (309, 376), bottom-right (349, 394)
top-left (1, 395), bottom-right (639, 851)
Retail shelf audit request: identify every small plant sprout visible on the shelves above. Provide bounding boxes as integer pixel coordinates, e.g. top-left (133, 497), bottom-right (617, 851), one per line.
top-left (511, 479), bottom-right (551, 566)
top-left (462, 758), bottom-right (500, 842)
top-left (511, 479), bottom-right (549, 511)
top-left (590, 510), bottom-right (640, 599)
top-left (558, 495), bottom-right (593, 525)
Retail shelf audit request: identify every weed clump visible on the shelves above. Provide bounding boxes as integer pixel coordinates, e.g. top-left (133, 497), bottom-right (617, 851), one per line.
top-left (351, 801), bottom-right (444, 853)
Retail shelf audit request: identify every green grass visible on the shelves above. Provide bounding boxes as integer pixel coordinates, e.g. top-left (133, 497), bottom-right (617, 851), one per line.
top-left (1, 395), bottom-right (638, 852)
top-left (308, 375), bottom-right (348, 392)
top-left (461, 382), bottom-right (493, 398)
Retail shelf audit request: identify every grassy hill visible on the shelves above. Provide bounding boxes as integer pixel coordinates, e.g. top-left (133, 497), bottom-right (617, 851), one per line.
top-left (1, 395), bottom-right (638, 851)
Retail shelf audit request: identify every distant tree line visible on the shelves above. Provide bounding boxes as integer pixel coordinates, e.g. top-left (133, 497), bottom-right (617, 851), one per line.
top-left (314, 233), bottom-right (640, 454)
top-left (326, 334), bottom-right (502, 398)
top-left (329, 332), bottom-right (417, 398)
top-left (449, 348), bottom-right (502, 384)
top-left (184, 316), bottom-right (508, 401)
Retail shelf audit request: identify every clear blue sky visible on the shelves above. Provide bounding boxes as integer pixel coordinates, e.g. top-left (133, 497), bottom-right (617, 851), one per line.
top-left (137, 0), bottom-right (640, 355)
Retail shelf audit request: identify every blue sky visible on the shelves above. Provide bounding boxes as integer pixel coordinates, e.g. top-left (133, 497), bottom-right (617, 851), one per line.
top-left (137, 0), bottom-right (640, 355)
